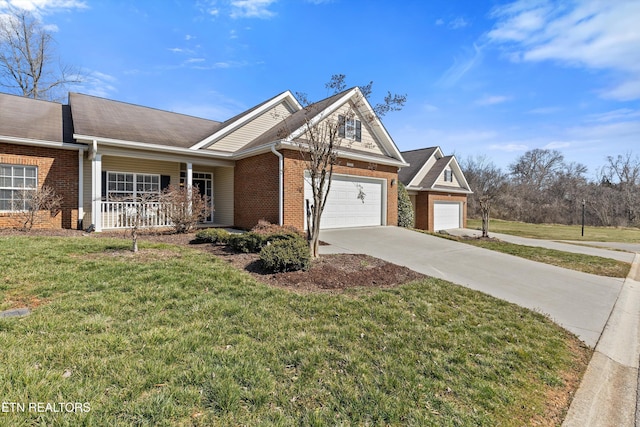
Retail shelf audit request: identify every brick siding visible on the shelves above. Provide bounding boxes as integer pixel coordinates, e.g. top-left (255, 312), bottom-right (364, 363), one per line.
top-left (233, 152), bottom-right (279, 230)
top-left (281, 149), bottom-right (398, 231)
top-left (414, 191), bottom-right (467, 231)
top-left (234, 148), bottom-right (400, 231)
top-left (0, 143), bottom-right (79, 229)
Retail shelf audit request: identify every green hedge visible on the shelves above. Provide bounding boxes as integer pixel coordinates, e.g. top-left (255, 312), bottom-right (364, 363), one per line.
top-left (260, 237), bottom-right (310, 272)
top-left (194, 228), bottom-right (231, 244)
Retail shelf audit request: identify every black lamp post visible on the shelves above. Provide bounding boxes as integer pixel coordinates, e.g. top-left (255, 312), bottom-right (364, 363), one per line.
top-left (581, 199), bottom-right (586, 237)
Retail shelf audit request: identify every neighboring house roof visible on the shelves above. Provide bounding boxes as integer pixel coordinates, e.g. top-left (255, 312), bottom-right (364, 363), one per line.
top-left (398, 147), bottom-right (439, 185)
top-left (400, 147), bottom-right (472, 194)
top-left (70, 93), bottom-right (222, 148)
top-left (0, 92), bottom-right (71, 143)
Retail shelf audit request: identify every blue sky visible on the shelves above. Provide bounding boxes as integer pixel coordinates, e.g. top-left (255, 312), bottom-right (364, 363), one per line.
top-left (2, 0), bottom-right (639, 177)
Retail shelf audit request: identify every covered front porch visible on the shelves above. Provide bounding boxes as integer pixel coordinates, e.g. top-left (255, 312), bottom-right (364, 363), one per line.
top-left (82, 143), bottom-right (234, 232)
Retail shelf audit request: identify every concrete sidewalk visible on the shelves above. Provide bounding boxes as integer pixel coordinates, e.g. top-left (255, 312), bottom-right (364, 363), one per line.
top-left (447, 228), bottom-right (636, 263)
top-left (563, 254), bottom-right (640, 426)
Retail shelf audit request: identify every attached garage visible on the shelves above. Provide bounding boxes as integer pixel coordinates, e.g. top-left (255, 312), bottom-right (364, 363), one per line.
top-left (433, 201), bottom-right (462, 231)
top-left (304, 174), bottom-right (386, 229)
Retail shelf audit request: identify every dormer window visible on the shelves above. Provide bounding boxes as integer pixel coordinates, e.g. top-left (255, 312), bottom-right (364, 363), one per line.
top-left (444, 169), bottom-right (453, 182)
top-left (338, 115), bottom-right (362, 142)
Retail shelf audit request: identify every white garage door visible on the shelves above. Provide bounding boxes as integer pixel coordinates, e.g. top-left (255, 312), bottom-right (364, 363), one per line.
top-left (433, 202), bottom-right (461, 231)
top-left (304, 174), bottom-right (385, 229)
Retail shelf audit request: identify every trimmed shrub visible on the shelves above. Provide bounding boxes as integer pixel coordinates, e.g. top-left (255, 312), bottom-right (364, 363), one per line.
top-left (228, 232), bottom-right (266, 253)
top-left (195, 228), bottom-right (230, 244)
top-left (398, 182), bottom-right (415, 228)
top-left (251, 220), bottom-right (304, 237)
top-left (260, 237), bottom-right (310, 272)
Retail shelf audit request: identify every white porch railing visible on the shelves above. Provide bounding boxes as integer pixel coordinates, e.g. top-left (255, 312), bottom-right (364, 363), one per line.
top-left (101, 201), bottom-right (173, 230)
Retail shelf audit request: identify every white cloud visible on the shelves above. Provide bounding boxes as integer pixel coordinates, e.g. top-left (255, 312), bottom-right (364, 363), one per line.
top-left (0, 0), bottom-right (86, 12)
top-left (186, 58), bottom-right (205, 64)
top-left (587, 108), bottom-right (640, 123)
top-left (70, 70), bottom-right (117, 98)
top-left (489, 143), bottom-right (528, 152)
top-left (185, 34), bottom-right (194, 41)
top-left (475, 95), bottom-right (511, 106)
top-left (544, 141), bottom-right (570, 149)
top-left (449, 16), bottom-right (468, 29)
top-left (437, 43), bottom-right (483, 87)
top-left (487, 0), bottom-right (640, 101)
top-left (435, 18), bottom-right (444, 26)
top-left (230, 0), bottom-right (276, 19)
top-left (528, 106), bottom-right (562, 115)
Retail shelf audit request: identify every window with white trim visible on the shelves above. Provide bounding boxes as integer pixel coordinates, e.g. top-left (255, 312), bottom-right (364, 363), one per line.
top-left (106, 172), bottom-right (160, 200)
top-left (0, 165), bottom-right (37, 211)
top-left (444, 169), bottom-right (453, 182)
top-left (338, 115), bottom-right (362, 141)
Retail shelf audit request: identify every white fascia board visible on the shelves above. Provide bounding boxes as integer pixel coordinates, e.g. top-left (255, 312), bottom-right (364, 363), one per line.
top-left (74, 134), bottom-right (234, 161)
top-left (288, 87), bottom-right (407, 164)
top-left (407, 146), bottom-right (444, 187)
top-left (278, 140), bottom-right (408, 168)
top-left (189, 91), bottom-right (302, 151)
top-left (288, 88), bottom-right (358, 140)
top-left (426, 186), bottom-right (473, 195)
top-left (448, 155), bottom-right (472, 191)
top-left (1, 135), bottom-right (87, 151)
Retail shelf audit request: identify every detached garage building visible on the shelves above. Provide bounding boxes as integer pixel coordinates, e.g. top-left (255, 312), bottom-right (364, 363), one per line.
top-left (400, 147), bottom-right (472, 232)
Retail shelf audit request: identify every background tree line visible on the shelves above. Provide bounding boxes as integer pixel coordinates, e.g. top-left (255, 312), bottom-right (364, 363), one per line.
top-left (462, 149), bottom-right (640, 228)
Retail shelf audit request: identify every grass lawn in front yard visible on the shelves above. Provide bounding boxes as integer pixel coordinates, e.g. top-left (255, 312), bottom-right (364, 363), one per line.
top-left (463, 239), bottom-right (631, 278)
top-left (0, 236), bottom-right (590, 426)
top-left (468, 219), bottom-right (640, 243)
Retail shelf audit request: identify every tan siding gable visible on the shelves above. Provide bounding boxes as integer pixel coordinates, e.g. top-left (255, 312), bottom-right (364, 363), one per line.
top-left (213, 167), bottom-right (234, 225)
top-left (329, 104), bottom-right (385, 156)
top-left (207, 103), bottom-right (293, 152)
top-left (435, 167), bottom-right (464, 188)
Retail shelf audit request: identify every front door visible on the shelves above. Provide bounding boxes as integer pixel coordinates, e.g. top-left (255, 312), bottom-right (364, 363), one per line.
top-left (181, 171), bottom-right (214, 222)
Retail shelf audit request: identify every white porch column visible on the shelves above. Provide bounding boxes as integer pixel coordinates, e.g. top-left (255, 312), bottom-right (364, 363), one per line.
top-left (78, 150), bottom-right (84, 229)
top-left (186, 162), bottom-right (193, 214)
top-left (91, 152), bottom-right (102, 232)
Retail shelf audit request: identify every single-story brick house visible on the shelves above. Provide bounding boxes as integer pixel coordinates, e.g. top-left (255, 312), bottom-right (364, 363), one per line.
top-left (0, 88), bottom-right (408, 231)
top-left (399, 147), bottom-right (472, 231)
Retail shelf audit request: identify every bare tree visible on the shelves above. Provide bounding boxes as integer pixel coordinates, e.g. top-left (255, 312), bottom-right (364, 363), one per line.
top-left (462, 156), bottom-right (506, 237)
top-left (0, 8), bottom-right (81, 100)
top-left (600, 152), bottom-right (640, 226)
top-left (160, 184), bottom-right (212, 234)
top-left (293, 75), bottom-right (406, 257)
top-left (12, 185), bottom-right (62, 230)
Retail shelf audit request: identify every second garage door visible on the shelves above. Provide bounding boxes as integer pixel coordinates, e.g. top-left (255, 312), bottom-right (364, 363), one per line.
top-left (304, 174), bottom-right (385, 229)
top-left (433, 202), bottom-right (461, 231)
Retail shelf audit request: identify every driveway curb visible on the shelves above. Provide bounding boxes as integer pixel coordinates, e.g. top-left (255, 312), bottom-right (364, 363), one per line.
top-left (563, 253), bottom-right (640, 426)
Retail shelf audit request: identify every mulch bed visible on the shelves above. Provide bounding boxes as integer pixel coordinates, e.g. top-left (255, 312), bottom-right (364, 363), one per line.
top-left (1, 228), bottom-right (426, 292)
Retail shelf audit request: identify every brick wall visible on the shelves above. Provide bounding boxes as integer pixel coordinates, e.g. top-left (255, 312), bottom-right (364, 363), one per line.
top-left (281, 149), bottom-right (398, 231)
top-left (0, 143), bottom-right (79, 229)
top-left (233, 152), bottom-right (279, 229)
top-left (414, 191), bottom-right (467, 231)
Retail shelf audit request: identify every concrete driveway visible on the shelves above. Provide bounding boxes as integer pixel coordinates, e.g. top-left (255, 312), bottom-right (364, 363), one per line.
top-left (320, 226), bottom-right (625, 347)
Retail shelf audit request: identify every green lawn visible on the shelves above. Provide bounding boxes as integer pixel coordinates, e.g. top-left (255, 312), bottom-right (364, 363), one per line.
top-left (0, 236), bottom-right (589, 426)
top-left (468, 219), bottom-right (640, 243)
top-left (464, 240), bottom-right (630, 278)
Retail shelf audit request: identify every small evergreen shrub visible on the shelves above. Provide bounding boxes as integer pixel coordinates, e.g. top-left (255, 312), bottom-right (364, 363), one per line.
top-left (251, 220), bottom-right (304, 237)
top-left (194, 228), bottom-right (230, 244)
top-left (260, 237), bottom-right (310, 272)
top-left (228, 232), bottom-right (266, 253)
top-left (397, 182), bottom-right (415, 228)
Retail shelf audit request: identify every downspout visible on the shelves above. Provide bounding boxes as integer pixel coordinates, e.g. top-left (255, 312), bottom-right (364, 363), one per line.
top-left (270, 144), bottom-right (284, 226)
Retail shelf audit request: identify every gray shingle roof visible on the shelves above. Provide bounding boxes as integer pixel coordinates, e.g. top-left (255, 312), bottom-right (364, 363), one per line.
top-left (69, 93), bottom-right (222, 148)
top-left (416, 155), bottom-right (452, 188)
top-left (0, 92), bottom-right (69, 142)
top-left (398, 147), bottom-right (438, 185)
top-left (239, 89), bottom-right (349, 152)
